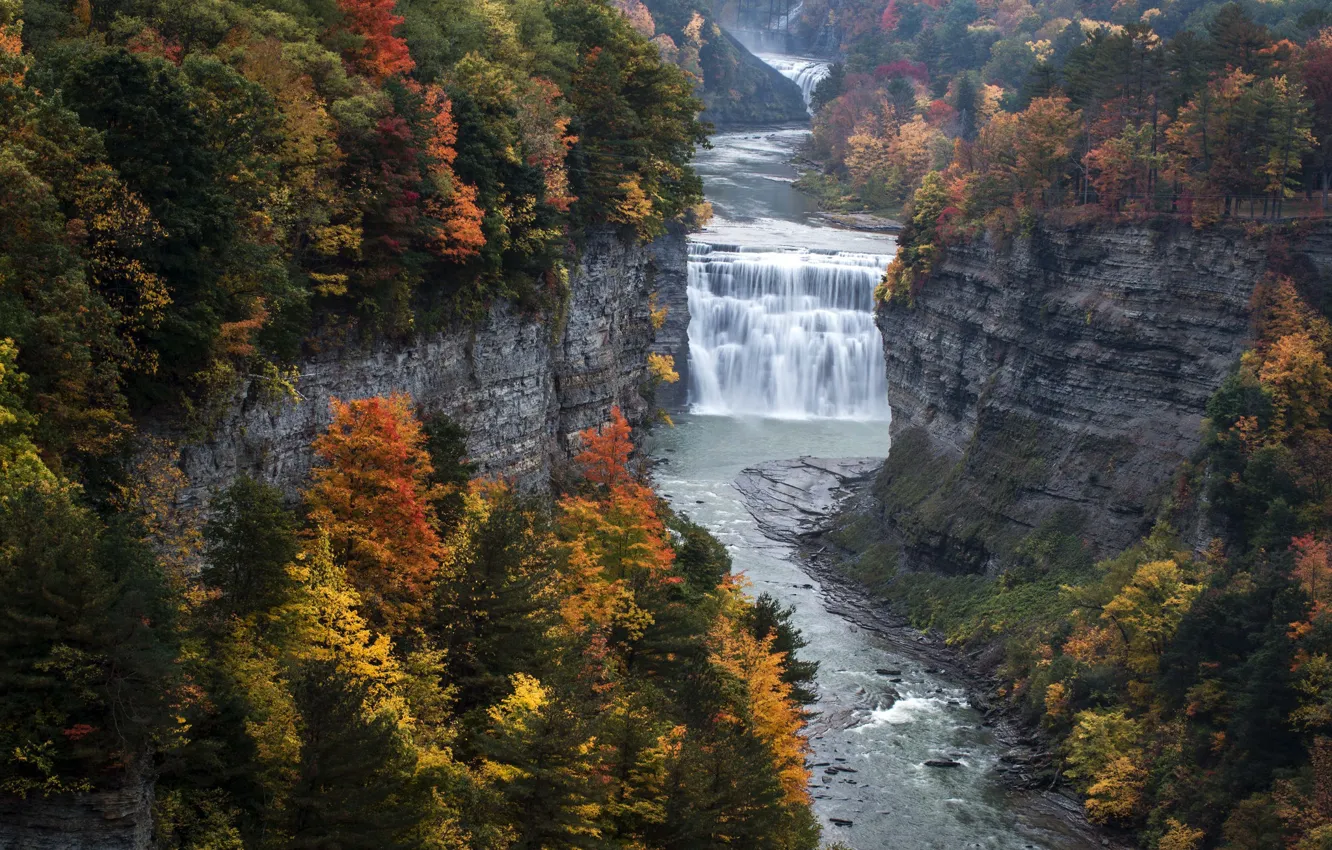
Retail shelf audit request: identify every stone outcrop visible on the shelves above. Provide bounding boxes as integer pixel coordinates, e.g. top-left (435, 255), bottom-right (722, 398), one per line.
top-left (735, 457), bottom-right (882, 543)
top-left (862, 220), bottom-right (1332, 572)
top-left (698, 29), bottom-right (809, 128)
top-left (647, 224), bottom-right (690, 410)
top-left (0, 778), bottom-right (152, 850)
top-left (176, 226), bottom-right (684, 511)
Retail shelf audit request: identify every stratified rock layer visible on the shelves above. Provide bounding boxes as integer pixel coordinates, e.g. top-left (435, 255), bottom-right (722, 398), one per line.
top-left (870, 221), bottom-right (1332, 570)
top-left (0, 780), bottom-right (152, 850)
top-left (647, 223), bottom-right (690, 410)
top-left (177, 226), bottom-right (683, 510)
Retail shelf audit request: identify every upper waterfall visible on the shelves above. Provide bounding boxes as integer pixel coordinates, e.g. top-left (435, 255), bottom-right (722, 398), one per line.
top-left (687, 242), bottom-right (892, 420)
top-left (758, 55), bottom-right (830, 110)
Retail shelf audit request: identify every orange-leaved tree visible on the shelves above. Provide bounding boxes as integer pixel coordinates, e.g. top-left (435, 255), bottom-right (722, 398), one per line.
top-left (708, 581), bottom-right (812, 808)
top-left (419, 83), bottom-right (486, 262)
top-left (556, 407), bottom-right (676, 652)
top-left (1013, 96), bottom-right (1081, 209)
top-left (575, 405), bottom-right (636, 489)
top-left (335, 0), bottom-right (414, 82)
top-left (306, 393), bottom-right (445, 629)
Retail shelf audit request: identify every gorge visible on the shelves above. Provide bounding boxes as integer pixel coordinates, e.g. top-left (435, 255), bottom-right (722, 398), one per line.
top-left (8, 0), bottom-right (1332, 844)
top-left (645, 53), bottom-right (1111, 847)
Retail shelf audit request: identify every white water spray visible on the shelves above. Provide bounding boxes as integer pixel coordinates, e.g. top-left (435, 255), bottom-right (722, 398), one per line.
top-left (687, 242), bottom-right (891, 420)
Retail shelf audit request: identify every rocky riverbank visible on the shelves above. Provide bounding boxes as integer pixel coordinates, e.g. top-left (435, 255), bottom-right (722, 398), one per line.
top-left (734, 456), bottom-right (1128, 850)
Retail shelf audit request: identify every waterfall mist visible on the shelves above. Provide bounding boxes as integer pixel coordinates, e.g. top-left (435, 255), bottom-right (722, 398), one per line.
top-left (687, 242), bottom-right (892, 420)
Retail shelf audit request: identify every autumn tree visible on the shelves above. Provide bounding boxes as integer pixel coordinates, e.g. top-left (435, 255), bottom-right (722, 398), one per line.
top-left (1064, 708), bottom-right (1148, 823)
top-left (334, 0), bottom-right (415, 81)
top-left (708, 602), bottom-right (811, 808)
top-left (1258, 333), bottom-right (1332, 441)
top-left (1084, 122), bottom-right (1163, 210)
top-left (878, 171), bottom-right (951, 302)
top-left (305, 394), bottom-right (445, 629)
top-left (418, 83), bottom-right (487, 263)
top-left (556, 408), bottom-right (675, 652)
top-left (1013, 95), bottom-right (1081, 208)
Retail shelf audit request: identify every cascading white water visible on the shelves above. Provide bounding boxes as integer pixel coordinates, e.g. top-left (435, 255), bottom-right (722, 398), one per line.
top-left (687, 242), bottom-right (892, 420)
top-left (759, 55), bottom-right (829, 110)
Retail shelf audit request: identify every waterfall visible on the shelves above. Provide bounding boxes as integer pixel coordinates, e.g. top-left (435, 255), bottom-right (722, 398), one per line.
top-left (687, 242), bottom-right (892, 420)
top-left (759, 55), bottom-right (830, 110)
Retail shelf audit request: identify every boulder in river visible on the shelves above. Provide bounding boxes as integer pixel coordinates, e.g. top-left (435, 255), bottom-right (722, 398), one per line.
top-left (924, 759), bottom-right (962, 768)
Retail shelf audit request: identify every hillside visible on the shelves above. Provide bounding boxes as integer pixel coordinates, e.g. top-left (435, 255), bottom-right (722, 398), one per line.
top-left (626, 0), bottom-right (810, 126)
top-left (0, 1), bottom-right (822, 848)
top-left (822, 218), bottom-right (1332, 848)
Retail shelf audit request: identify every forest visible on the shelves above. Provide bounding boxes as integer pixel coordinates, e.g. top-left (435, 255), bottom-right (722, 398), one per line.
top-left (0, 0), bottom-right (825, 847)
top-left (792, 0), bottom-right (1331, 298)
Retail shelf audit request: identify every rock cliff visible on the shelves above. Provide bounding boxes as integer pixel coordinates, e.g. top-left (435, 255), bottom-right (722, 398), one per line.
top-left (176, 226), bottom-right (683, 512)
top-left (647, 224), bottom-right (691, 410)
top-left (862, 221), bottom-right (1332, 573)
top-left (635, 2), bottom-right (808, 128)
top-left (0, 778), bottom-right (152, 850)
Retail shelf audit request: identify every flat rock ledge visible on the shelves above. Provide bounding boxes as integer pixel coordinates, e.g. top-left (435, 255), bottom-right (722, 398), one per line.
top-left (734, 457), bottom-right (883, 543)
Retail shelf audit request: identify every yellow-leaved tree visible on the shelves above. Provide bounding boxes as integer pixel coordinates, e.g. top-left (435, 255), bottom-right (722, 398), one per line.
top-left (1064, 707), bottom-right (1148, 823)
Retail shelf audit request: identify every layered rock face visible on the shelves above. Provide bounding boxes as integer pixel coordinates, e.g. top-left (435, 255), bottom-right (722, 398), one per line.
top-left (869, 222), bottom-right (1332, 571)
top-left (0, 779), bottom-right (152, 850)
top-left (647, 224), bottom-right (690, 410)
top-left (177, 226), bottom-right (682, 512)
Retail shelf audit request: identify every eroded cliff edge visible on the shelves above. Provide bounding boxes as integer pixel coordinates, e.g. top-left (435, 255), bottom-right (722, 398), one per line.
top-left (857, 221), bottom-right (1332, 574)
top-left (177, 226), bottom-right (684, 511)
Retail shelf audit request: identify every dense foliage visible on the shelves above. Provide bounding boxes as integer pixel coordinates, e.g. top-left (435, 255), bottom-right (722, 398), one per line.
top-left (0, 0), bottom-right (704, 464)
top-left (1, 389), bottom-right (821, 847)
top-left (789, 0), bottom-right (1331, 299)
top-left (0, 1), bottom-right (828, 845)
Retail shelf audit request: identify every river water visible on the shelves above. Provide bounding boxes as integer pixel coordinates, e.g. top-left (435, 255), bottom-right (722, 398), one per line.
top-left (647, 56), bottom-right (1098, 849)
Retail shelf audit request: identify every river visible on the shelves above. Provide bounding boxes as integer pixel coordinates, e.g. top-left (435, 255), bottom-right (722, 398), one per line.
top-left (646, 56), bottom-right (1100, 849)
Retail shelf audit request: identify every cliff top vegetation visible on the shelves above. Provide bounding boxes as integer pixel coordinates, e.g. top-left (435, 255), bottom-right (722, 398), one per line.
top-left (791, 0), bottom-right (1331, 300)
